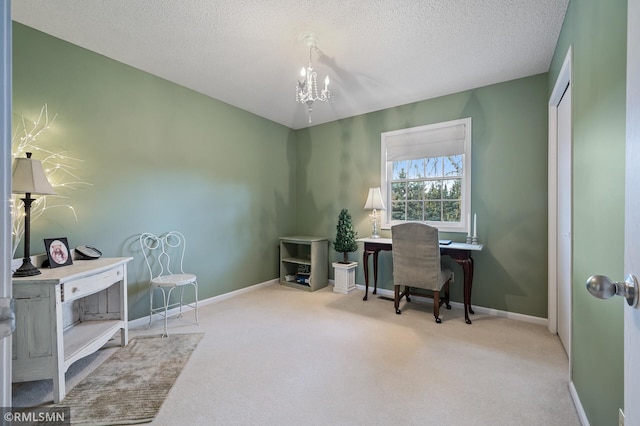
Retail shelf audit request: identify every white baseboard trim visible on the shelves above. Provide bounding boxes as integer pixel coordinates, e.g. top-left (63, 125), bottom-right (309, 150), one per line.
top-left (569, 381), bottom-right (590, 426)
top-left (353, 284), bottom-right (548, 326)
top-left (128, 278), bottom-right (278, 329)
top-left (130, 278), bottom-right (547, 328)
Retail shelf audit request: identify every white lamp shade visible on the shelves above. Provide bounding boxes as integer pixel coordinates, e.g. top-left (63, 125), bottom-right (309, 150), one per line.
top-left (364, 187), bottom-right (385, 210)
top-left (12, 156), bottom-right (56, 195)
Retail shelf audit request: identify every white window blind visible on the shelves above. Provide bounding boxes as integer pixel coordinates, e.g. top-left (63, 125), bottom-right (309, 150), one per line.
top-left (384, 123), bottom-right (466, 161)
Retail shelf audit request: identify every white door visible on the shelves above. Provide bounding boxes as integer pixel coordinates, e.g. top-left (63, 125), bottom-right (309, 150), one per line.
top-left (548, 47), bottom-right (572, 359)
top-left (557, 83), bottom-right (572, 358)
top-left (624, 0), bottom-right (639, 422)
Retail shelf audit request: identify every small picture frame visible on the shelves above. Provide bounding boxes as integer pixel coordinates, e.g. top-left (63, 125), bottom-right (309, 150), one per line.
top-left (44, 237), bottom-right (73, 268)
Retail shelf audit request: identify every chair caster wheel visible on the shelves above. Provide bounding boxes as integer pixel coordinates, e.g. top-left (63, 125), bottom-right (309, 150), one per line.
top-left (446, 304), bottom-right (451, 310)
top-left (406, 296), bottom-right (411, 302)
top-left (396, 309), bottom-right (401, 315)
top-left (435, 317), bottom-right (442, 323)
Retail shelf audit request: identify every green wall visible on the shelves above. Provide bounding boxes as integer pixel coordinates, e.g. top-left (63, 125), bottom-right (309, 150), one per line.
top-left (13, 23), bottom-right (551, 323)
top-left (12, 23), bottom-right (297, 320)
top-left (295, 74), bottom-right (550, 318)
top-left (549, 0), bottom-right (627, 425)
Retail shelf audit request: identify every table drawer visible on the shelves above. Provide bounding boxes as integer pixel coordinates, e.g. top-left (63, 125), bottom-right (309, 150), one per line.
top-left (62, 266), bottom-right (124, 302)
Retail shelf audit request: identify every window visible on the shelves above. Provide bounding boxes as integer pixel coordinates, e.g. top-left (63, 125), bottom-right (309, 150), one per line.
top-left (380, 118), bottom-right (471, 233)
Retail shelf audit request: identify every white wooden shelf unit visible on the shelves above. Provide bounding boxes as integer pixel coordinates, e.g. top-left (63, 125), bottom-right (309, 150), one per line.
top-left (279, 236), bottom-right (328, 292)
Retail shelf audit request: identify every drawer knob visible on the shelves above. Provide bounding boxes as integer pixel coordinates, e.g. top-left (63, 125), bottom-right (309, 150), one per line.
top-left (72, 287), bottom-right (78, 293)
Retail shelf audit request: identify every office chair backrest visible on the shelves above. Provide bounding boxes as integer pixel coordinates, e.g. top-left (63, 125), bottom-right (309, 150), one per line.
top-left (391, 222), bottom-right (442, 291)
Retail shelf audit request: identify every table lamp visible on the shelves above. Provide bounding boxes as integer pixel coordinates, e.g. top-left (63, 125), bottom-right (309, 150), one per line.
top-left (364, 187), bottom-right (385, 238)
top-left (12, 152), bottom-right (56, 277)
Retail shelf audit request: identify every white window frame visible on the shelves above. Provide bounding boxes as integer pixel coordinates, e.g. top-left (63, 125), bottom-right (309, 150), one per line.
top-left (380, 117), bottom-right (472, 233)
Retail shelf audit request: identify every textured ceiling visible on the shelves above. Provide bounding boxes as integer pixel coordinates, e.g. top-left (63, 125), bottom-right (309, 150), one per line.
top-left (12, 0), bottom-right (569, 130)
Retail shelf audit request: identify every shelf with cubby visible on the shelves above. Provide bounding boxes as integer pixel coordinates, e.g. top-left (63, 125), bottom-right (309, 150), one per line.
top-left (279, 236), bottom-right (328, 292)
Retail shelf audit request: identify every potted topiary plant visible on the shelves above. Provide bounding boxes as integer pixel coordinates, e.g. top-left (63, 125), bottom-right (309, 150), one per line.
top-left (332, 208), bottom-right (358, 294)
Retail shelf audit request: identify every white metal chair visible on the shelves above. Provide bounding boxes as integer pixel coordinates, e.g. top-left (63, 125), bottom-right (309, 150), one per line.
top-left (140, 231), bottom-right (198, 337)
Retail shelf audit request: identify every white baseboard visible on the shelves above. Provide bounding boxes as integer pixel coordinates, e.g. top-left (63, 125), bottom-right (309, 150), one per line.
top-left (353, 284), bottom-right (548, 326)
top-left (569, 381), bottom-right (590, 426)
top-left (130, 278), bottom-right (547, 329)
top-left (128, 278), bottom-right (278, 329)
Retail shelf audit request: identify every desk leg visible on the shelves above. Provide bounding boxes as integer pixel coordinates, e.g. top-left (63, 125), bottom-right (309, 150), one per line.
top-left (363, 250), bottom-right (372, 301)
top-left (362, 244), bottom-right (391, 301)
top-left (445, 249), bottom-right (476, 325)
top-left (372, 251), bottom-right (379, 295)
top-left (468, 257), bottom-right (475, 315)
top-left (459, 258), bottom-right (474, 324)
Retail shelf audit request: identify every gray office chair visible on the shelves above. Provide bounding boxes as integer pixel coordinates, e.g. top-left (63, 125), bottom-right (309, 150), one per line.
top-left (392, 223), bottom-right (454, 323)
top-left (140, 231), bottom-right (198, 337)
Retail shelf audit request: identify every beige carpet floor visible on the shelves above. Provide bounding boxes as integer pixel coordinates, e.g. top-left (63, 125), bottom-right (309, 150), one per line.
top-left (14, 283), bottom-right (580, 426)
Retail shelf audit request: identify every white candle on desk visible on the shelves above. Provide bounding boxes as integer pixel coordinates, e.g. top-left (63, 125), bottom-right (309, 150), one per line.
top-left (473, 213), bottom-right (477, 238)
top-left (467, 214), bottom-right (471, 237)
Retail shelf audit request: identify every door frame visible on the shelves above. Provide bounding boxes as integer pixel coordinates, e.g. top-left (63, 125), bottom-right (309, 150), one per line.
top-left (1, 0), bottom-right (12, 408)
top-left (624, 0), bottom-right (639, 422)
top-left (548, 46), bottom-right (573, 339)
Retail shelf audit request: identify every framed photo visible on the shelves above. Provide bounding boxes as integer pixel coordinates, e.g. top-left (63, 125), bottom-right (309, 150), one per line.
top-left (44, 237), bottom-right (73, 268)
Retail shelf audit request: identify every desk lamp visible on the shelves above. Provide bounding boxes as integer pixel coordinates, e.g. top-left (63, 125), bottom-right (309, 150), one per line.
top-left (364, 187), bottom-right (385, 238)
top-left (12, 152), bottom-right (56, 277)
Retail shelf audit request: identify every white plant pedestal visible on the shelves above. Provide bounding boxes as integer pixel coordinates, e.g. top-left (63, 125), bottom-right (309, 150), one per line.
top-left (332, 261), bottom-right (358, 294)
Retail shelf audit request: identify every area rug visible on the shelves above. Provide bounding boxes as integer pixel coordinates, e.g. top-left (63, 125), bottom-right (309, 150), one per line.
top-left (57, 333), bottom-right (203, 425)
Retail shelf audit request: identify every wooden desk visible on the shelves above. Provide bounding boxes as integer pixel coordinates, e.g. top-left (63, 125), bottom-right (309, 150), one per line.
top-left (357, 238), bottom-right (483, 324)
top-left (12, 257), bottom-right (132, 402)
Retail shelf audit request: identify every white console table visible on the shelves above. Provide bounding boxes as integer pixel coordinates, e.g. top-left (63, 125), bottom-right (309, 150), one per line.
top-left (12, 257), bottom-right (132, 402)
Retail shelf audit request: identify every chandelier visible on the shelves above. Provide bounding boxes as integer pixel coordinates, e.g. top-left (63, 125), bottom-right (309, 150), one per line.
top-left (295, 36), bottom-right (330, 123)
